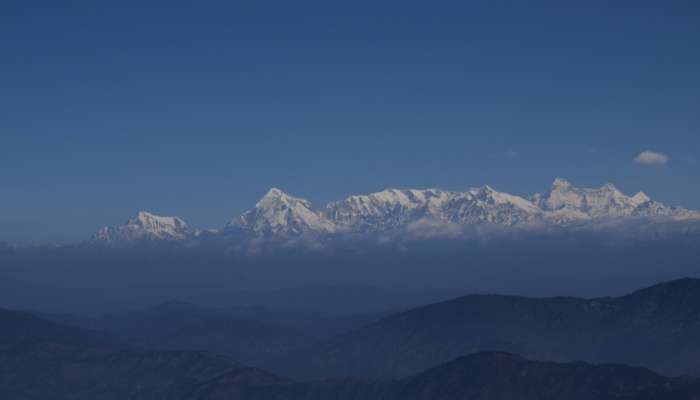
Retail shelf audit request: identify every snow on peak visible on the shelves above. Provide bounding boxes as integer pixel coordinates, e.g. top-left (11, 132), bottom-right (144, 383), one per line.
top-left (229, 188), bottom-right (335, 236)
top-left (259, 187), bottom-right (291, 201)
top-left (130, 211), bottom-right (188, 229)
top-left (93, 211), bottom-right (192, 243)
top-left (551, 178), bottom-right (573, 189)
top-left (631, 192), bottom-right (651, 205)
top-left (532, 179), bottom-right (670, 221)
top-left (324, 185), bottom-right (541, 231)
top-left (446, 185), bottom-right (541, 225)
top-left (473, 185), bottom-right (496, 195)
top-left (255, 187), bottom-right (312, 210)
top-left (465, 185), bottom-right (532, 209)
top-left (600, 183), bottom-right (621, 192)
top-left (325, 188), bottom-right (452, 232)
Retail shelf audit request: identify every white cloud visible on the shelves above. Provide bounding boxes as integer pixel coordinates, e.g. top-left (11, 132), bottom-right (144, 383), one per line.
top-left (634, 150), bottom-right (669, 166)
top-left (404, 218), bottom-right (463, 239)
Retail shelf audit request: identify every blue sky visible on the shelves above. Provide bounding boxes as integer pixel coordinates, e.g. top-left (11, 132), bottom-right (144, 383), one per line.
top-left (1, 0), bottom-right (699, 243)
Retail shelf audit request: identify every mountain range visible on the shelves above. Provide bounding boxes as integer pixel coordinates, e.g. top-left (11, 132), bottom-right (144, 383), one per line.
top-left (92, 179), bottom-right (700, 244)
top-left (5, 306), bottom-right (697, 400)
top-left (5, 279), bottom-right (700, 399)
top-left (31, 278), bottom-right (700, 382)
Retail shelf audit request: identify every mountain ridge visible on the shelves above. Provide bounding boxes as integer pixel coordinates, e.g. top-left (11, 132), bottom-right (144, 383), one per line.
top-left (91, 179), bottom-right (700, 244)
top-left (267, 277), bottom-right (700, 380)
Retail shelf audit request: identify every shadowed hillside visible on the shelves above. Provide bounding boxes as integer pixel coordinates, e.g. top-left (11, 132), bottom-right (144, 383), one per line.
top-left (270, 278), bottom-right (700, 379)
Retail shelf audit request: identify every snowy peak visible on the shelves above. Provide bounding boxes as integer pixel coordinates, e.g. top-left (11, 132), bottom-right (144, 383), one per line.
top-left (532, 179), bottom-right (688, 221)
top-left (326, 188), bottom-right (453, 232)
top-left (93, 211), bottom-right (192, 243)
top-left (257, 187), bottom-right (303, 206)
top-left (467, 185), bottom-right (539, 212)
top-left (551, 177), bottom-right (573, 190)
top-left (344, 188), bottom-right (451, 211)
top-left (252, 188), bottom-right (312, 212)
top-left (229, 188), bottom-right (335, 236)
top-left (631, 192), bottom-right (651, 205)
top-left (128, 211), bottom-right (188, 231)
top-left (325, 186), bottom-right (541, 231)
top-left (445, 186), bottom-right (541, 225)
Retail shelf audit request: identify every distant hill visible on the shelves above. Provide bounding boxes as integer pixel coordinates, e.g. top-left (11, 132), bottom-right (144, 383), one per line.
top-left (3, 307), bottom-right (700, 399)
top-left (0, 308), bottom-right (239, 399)
top-left (189, 352), bottom-right (700, 400)
top-left (270, 278), bottom-right (700, 379)
top-left (42, 301), bottom-right (312, 365)
top-left (42, 299), bottom-right (389, 365)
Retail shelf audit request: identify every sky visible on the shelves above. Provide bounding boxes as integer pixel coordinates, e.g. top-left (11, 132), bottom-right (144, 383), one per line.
top-left (1, 0), bottom-right (699, 243)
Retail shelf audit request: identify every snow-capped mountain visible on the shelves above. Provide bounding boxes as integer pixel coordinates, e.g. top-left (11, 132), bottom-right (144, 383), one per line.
top-left (531, 178), bottom-right (695, 223)
top-left (325, 186), bottom-right (541, 232)
top-left (325, 188), bottom-right (452, 233)
top-left (91, 179), bottom-right (700, 244)
top-left (226, 188), bottom-right (336, 236)
top-left (92, 211), bottom-right (193, 243)
top-left (444, 186), bottom-right (543, 226)
top-left (223, 179), bottom-right (696, 239)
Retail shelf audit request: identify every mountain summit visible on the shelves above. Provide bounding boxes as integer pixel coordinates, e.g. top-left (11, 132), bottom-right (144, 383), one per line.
top-left (227, 188), bottom-right (336, 236)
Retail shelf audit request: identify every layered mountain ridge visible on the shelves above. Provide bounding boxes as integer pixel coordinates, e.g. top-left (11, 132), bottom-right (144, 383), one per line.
top-left (92, 179), bottom-right (700, 244)
top-left (5, 282), bottom-right (700, 399)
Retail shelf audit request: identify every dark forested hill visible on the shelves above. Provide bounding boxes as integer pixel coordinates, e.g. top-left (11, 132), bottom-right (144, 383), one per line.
top-left (270, 278), bottom-right (700, 379)
top-left (188, 352), bottom-right (700, 400)
top-left (0, 308), bottom-right (239, 400)
top-left (41, 300), bottom-right (387, 365)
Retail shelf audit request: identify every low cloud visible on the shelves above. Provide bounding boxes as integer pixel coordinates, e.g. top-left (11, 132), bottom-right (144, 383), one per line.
top-left (404, 218), bottom-right (464, 239)
top-left (634, 150), bottom-right (669, 166)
